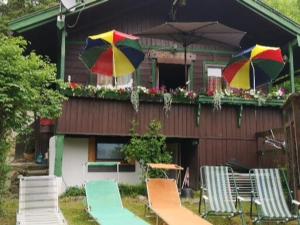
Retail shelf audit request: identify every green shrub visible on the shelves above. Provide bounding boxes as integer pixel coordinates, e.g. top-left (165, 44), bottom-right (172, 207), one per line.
top-left (122, 120), bottom-right (172, 179)
top-left (61, 184), bottom-right (147, 198)
top-left (62, 186), bottom-right (85, 197)
top-left (119, 184), bottom-right (147, 197)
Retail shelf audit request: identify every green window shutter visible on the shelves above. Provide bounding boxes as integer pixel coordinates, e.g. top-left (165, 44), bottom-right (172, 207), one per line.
top-left (54, 135), bottom-right (64, 177)
top-left (188, 61), bottom-right (195, 90)
top-left (151, 59), bottom-right (157, 88)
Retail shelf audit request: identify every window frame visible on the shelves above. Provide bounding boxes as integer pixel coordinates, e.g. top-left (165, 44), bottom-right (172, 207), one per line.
top-left (202, 61), bottom-right (228, 92)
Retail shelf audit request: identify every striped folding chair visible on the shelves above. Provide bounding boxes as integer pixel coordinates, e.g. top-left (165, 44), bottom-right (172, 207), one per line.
top-left (16, 175), bottom-right (67, 225)
top-left (250, 168), bottom-right (300, 224)
top-left (199, 166), bottom-right (246, 225)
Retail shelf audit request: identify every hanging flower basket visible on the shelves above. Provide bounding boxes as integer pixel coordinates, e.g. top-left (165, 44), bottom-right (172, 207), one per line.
top-left (40, 118), bottom-right (55, 126)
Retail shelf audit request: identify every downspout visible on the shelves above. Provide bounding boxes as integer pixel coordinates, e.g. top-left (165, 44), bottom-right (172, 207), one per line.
top-left (57, 12), bottom-right (66, 80)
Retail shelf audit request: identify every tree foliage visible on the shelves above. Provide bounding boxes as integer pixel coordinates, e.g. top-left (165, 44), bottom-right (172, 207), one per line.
top-left (0, 0), bottom-right (58, 34)
top-left (122, 120), bottom-right (172, 179)
top-left (0, 35), bottom-right (66, 215)
top-left (264, 0), bottom-right (300, 24)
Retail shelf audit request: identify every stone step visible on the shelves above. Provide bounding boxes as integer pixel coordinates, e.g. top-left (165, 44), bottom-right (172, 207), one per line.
top-left (25, 169), bottom-right (49, 176)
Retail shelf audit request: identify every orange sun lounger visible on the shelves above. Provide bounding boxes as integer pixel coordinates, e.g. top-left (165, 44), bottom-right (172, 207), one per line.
top-left (146, 178), bottom-right (212, 225)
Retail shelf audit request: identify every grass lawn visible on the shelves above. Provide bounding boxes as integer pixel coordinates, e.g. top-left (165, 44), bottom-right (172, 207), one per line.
top-left (0, 196), bottom-right (297, 225)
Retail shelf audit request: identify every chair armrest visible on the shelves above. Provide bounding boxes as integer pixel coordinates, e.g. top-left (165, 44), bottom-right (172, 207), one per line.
top-left (202, 195), bottom-right (208, 200)
top-left (292, 200), bottom-right (300, 206)
top-left (254, 199), bottom-right (261, 205)
top-left (237, 196), bottom-right (246, 202)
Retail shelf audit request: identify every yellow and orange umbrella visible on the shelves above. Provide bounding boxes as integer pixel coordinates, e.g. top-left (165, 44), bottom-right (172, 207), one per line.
top-left (80, 30), bottom-right (145, 77)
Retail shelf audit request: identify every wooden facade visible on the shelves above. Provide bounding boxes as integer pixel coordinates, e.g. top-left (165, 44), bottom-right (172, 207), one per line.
top-left (56, 97), bottom-right (283, 187)
top-left (284, 94), bottom-right (300, 199)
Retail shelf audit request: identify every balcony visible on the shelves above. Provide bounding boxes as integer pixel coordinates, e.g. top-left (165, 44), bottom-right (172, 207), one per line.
top-left (56, 83), bottom-right (285, 137)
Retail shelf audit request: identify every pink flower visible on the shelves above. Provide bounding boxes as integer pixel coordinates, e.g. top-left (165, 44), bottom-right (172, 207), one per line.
top-left (278, 87), bottom-right (286, 97)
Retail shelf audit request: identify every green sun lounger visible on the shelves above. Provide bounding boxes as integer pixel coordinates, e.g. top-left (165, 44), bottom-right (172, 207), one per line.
top-left (85, 180), bottom-right (149, 225)
top-left (199, 166), bottom-right (246, 225)
top-left (250, 168), bottom-right (300, 224)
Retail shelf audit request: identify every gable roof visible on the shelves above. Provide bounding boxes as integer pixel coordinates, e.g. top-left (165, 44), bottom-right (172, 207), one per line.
top-left (8, 0), bottom-right (300, 42)
top-left (236, 0), bottom-right (300, 37)
top-left (9, 0), bottom-right (109, 33)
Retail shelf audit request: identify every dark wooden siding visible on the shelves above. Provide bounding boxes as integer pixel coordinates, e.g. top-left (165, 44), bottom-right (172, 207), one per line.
top-left (57, 98), bottom-right (283, 169)
top-left (65, 0), bottom-right (235, 91)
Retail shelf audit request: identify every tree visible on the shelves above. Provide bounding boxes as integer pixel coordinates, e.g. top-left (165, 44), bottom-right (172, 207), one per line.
top-left (0, 35), bottom-right (66, 215)
top-left (0, 0), bottom-right (58, 34)
top-left (122, 120), bottom-right (172, 180)
top-left (264, 0), bottom-right (300, 24)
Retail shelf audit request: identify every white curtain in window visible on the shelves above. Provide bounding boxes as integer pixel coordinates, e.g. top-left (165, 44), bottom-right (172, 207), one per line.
top-left (207, 68), bottom-right (222, 77)
top-left (96, 74), bottom-right (132, 88)
top-left (96, 74), bottom-right (113, 87)
top-left (116, 74), bottom-right (133, 89)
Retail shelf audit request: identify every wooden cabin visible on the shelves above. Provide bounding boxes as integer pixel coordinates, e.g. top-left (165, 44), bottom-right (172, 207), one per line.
top-left (284, 93), bottom-right (300, 199)
top-left (9, 0), bottom-right (300, 189)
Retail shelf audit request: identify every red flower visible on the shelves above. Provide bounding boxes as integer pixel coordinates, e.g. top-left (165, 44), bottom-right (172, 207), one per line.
top-left (149, 88), bottom-right (160, 95)
top-left (207, 90), bottom-right (214, 96)
top-left (69, 82), bottom-right (79, 89)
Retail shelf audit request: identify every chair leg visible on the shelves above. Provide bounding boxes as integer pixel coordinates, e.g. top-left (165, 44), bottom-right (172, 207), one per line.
top-left (254, 218), bottom-right (262, 225)
top-left (199, 190), bottom-right (202, 214)
top-left (144, 204), bottom-right (147, 217)
top-left (240, 213), bottom-right (246, 225)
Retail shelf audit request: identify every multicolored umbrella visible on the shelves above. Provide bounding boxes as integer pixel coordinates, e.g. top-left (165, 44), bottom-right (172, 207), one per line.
top-left (223, 44), bottom-right (285, 89)
top-left (80, 30), bottom-right (145, 77)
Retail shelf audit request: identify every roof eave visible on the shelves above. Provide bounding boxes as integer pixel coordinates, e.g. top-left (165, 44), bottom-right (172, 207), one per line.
top-left (236, 0), bottom-right (300, 37)
top-left (9, 6), bottom-right (59, 33)
top-left (8, 0), bottom-right (110, 33)
top-left (9, 0), bottom-right (300, 39)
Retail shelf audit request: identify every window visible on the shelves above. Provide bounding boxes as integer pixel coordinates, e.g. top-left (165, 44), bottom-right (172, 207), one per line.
top-left (95, 137), bottom-right (128, 161)
top-left (96, 74), bottom-right (132, 88)
top-left (96, 143), bottom-right (124, 160)
top-left (158, 63), bottom-right (187, 91)
top-left (203, 62), bottom-right (227, 95)
top-left (88, 137), bottom-right (135, 172)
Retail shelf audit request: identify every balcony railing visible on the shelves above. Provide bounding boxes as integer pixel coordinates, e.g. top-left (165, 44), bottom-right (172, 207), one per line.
top-left (59, 83), bottom-right (286, 109)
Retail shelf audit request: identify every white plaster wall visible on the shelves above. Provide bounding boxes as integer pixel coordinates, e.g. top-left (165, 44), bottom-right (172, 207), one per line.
top-left (48, 136), bottom-right (56, 176)
top-left (61, 137), bottom-right (142, 192)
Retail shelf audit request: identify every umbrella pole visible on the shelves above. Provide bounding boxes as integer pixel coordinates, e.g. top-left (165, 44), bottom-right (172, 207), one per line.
top-left (184, 45), bottom-right (188, 87)
top-left (251, 61), bottom-right (256, 91)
